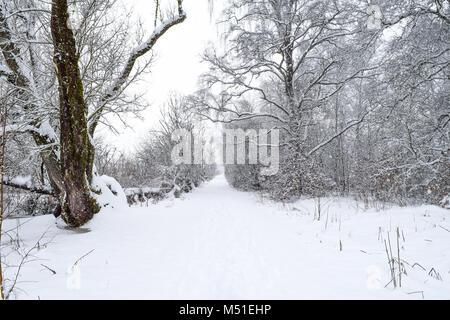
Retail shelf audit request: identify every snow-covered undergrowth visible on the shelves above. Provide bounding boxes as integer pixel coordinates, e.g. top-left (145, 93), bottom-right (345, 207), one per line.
top-left (92, 175), bottom-right (128, 210)
top-left (2, 175), bottom-right (449, 300)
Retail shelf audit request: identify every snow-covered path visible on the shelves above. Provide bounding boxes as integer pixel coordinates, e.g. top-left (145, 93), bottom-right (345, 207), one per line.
top-left (4, 175), bottom-right (450, 299)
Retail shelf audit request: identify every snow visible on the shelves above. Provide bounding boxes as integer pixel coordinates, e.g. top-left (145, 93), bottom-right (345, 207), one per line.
top-left (2, 175), bottom-right (449, 300)
top-left (10, 175), bottom-right (32, 188)
top-left (124, 187), bottom-right (162, 196)
top-left (0, 64), bottom-right (12, 75)
top-left (441, 195), bottom-right (450, 209)
top-left (91, 175), bottom-right (128, 210)
top-left (37, 119), bottom-right (58, 142)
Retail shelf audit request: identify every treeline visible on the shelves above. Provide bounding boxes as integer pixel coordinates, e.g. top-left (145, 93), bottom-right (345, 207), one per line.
top-left (190, 0), bottom-right (449, 207)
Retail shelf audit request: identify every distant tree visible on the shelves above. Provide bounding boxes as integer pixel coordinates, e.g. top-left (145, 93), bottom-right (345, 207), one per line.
top-left (195, 0), bottom-right (378, 198)
top-left (196, 0), bottom-right (449, 205)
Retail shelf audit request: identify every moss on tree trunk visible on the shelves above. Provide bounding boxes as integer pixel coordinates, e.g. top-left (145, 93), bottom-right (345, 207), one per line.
top-left (51, 0), bottom-right (99, 227)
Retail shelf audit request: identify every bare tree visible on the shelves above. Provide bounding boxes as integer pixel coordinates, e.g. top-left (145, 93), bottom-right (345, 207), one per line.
top-left (0, 88), bottom-right (7, 300)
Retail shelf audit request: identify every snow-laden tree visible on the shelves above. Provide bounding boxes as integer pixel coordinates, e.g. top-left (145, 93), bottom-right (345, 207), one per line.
top-left (196, 0), bottom-right (449, 205)
top-left (356, 0), bottom-right (450, 203)
top-left (0, 0), bottom-right (187, 226)
top-left (195, 0), bottom-right (379, 198)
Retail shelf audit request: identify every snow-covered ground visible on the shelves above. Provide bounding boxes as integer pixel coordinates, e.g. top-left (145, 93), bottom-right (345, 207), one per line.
top-left (2, 175), bottom-right (449, 300)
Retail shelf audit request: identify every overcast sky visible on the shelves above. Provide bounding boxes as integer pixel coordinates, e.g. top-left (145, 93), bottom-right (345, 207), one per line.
top-left (99, 0), bottom-right (219, 153)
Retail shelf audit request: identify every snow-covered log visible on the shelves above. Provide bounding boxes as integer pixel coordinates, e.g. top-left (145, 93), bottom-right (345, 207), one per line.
top-left (124, 187), bottom-right (168, 206)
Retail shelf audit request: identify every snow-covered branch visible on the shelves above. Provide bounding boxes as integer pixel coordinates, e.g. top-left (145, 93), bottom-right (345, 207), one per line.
top-left (306, 109), bottom-right (374, 157)
top-left (88, 0), bottom-right (187, 132)
top-left (4, 176), bottom-right (54, 196)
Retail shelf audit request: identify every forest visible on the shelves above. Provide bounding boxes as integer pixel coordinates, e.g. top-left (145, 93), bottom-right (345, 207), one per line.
top-left (0, 0), bottom-right (448, 301)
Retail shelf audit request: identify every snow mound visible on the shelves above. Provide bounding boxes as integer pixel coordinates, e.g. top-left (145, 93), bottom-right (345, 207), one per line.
top-left (91, 175), bottom-right (128, 210)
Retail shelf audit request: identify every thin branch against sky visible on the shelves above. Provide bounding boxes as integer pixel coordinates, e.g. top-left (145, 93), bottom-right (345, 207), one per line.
top-left (101, 0), bottom-right (220, 152)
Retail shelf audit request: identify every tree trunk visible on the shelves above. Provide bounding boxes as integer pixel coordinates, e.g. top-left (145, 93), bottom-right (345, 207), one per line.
top-left (50, 0), bottom-right (99, 227)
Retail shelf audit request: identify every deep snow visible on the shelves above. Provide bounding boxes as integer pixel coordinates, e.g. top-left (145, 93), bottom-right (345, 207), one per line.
top-left (2, 175), bottom-right (450, 300)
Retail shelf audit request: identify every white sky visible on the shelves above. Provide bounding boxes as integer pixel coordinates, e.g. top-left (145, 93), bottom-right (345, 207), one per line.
top-left (99, 0), bottom-right (219, 153)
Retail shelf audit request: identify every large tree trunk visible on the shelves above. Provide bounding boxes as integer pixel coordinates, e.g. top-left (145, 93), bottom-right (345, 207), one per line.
top-left (50, 0), bottom-right (99, 227)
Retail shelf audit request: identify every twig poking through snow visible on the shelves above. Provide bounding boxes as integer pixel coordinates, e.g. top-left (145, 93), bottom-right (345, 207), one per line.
top-left (412, 263), bottom-right (426, 271)
top-left (397, 227), bottom-right (402, 287)
top-left (407, 291), bottom-right (424, 299)
top-left (428, 268), bottom-right (442, 281)
top-left (72, 249), bottom-right (95, 267)
top-left (41, 264), bottom-right (56, 275)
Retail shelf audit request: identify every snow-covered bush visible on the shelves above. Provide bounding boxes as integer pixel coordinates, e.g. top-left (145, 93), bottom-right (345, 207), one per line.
top-left (96, 94), bottom-right (217, 206)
